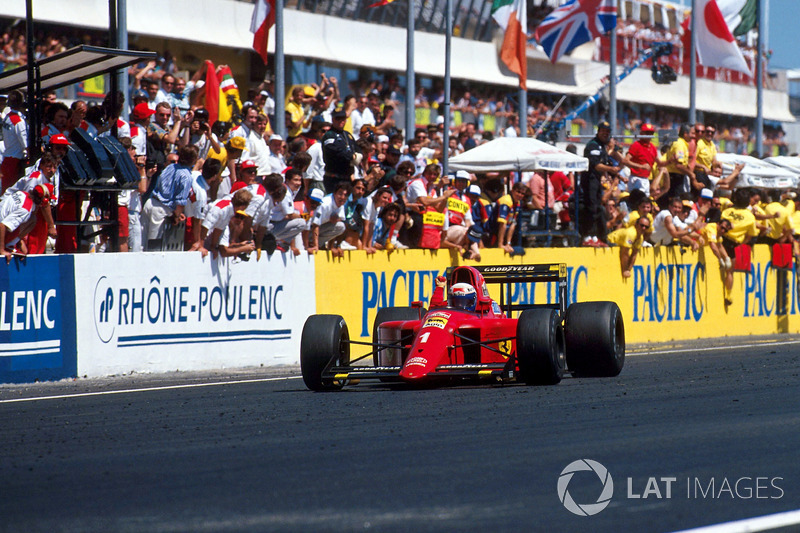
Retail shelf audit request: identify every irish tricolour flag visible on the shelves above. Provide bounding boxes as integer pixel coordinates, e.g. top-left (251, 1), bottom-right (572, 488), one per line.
top-left (491, 0), bottom-right (528, 89)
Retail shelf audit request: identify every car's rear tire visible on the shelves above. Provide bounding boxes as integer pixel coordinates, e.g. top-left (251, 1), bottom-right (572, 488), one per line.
top-left (516, 308), bottom-right (565, 385)
top-left (301, 314), bottom-right (350, 391)
top-left (564, 302), bottom-right (625, 377)
top-left (372, 306), bottom-right (425, 367)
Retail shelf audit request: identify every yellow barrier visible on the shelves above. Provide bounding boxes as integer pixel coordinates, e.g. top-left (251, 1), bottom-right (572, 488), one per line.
top-left (314, 245), bottom-right (800, 344)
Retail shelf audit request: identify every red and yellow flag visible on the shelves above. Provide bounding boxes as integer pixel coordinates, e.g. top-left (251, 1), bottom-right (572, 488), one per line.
top-left (205, 62), bottom-right (243, 125)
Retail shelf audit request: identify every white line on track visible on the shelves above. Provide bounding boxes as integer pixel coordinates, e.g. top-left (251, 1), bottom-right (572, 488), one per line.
top-left (3, 338), bottom-right (799, 404)
top-left (670, 508), bottom-right (800, 533)
top-left (0, 376), bottom-right (302, 404)
top-left (628, 339), bottom-right (800, 356)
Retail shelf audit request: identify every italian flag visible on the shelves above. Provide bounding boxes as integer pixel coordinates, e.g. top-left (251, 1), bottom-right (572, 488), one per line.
top-left (491, 0), bottom-right (528, 89)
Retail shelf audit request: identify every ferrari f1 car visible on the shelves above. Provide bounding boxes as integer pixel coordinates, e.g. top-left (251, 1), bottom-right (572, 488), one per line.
top-left (301, 263), bottom-right (624, 391)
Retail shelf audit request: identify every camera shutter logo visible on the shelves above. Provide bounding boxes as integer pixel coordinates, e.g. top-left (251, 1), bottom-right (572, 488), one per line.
top-left (557, 459), bottom-right (614, 516)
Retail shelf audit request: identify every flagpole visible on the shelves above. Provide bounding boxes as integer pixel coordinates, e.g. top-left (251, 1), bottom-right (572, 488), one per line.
top-left (755, 0), bottom-right (764, 156)
top-left (405, 0), bottom-right (415, 141)
top-left (689, 0), bottom-right (697, 123)
top-left (609, 20), bottom-right (617, 135)
top-left (275, 0), bottom-right (286, 139)
top-left (442, 0), bottom-right (452, 175)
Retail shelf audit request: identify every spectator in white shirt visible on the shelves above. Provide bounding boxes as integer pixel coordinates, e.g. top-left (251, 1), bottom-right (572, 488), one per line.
top-left (308, 181), bottom-right (350, 256)
top-left (266, 134), bottom-right (287, 175)
top-left (185, 158), bottom-right (222, 254)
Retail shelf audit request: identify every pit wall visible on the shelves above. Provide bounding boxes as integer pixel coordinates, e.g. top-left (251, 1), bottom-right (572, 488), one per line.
top-left (314, 245), bottom-right (800, 344)
top-left (0, 253), bottom-right (314, 384)
top-left (1, 245), bottom-right (797, 384)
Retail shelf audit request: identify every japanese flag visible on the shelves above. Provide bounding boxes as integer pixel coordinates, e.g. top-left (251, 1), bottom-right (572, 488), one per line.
top-left (690, 0), bottom-right (752, 75)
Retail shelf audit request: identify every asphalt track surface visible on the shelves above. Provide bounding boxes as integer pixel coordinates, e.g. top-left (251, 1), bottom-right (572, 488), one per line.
top-left (2, 336), bottom-right (800, 533)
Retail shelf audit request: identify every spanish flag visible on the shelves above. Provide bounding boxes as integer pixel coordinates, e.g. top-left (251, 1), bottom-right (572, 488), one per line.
top-left (367, 0), bottom-right (396, 7)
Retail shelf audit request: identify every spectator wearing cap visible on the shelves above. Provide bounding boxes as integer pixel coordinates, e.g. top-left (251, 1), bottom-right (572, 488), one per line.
top-left (141, 145), bottom-right (199, 250)
top-left (580, 121), bottom-right (621, 246)
top-left (321, 109), bottom-right (359, 192)
top-left (308, 181), bottom-right (350, 256)
top-left (1, 90), bottom-right (28, 193)
top-left (128, 102), bottom-right (155, 157)
top-left (185, 158), bottom-right (222, 254)
top-left (207, 136), bottom-right (247, 199)
top-left (626, 123), bottom-right (659, 195)
top-left (42, 133), bottom-right (70, 163)
top-left (0, 184), bottom-right (55, 262)
top-left (266, 134), bottom-right (287, 175)
top-left (467, 184), bottom-right (491, 242)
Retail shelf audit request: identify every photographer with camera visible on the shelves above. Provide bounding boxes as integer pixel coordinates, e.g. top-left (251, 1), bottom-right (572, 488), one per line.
top-left (181, 108), bottom-right (220, 161)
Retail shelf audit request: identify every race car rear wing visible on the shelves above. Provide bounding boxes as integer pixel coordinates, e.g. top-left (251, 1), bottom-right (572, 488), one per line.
top-left (448, 263), bottom-right (568, 317)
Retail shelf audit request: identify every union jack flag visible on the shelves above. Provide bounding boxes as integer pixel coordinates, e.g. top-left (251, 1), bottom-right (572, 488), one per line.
top-left (533, 0), bottom-right (617, 64)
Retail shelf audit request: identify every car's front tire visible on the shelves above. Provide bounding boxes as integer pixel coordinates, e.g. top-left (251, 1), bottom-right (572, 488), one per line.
top-left (301, 314), bottom-right (350, 391)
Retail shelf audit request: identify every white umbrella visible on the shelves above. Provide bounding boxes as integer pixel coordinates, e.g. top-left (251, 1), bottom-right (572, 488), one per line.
top-left (765, 156), bottom-right (800, 175)
top-left (716, 153), bottom-right (799, 189)
top-left (449, 137), bottom-right (588, 173)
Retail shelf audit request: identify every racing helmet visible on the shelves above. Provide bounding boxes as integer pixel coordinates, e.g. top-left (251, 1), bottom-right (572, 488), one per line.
top-left (450, 282), bottom-right (477, 311)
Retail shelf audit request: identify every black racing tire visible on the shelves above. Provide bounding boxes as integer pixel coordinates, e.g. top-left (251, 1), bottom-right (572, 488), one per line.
top-left (300, 314), bottom-right (351, 391)
top-left (372, 306), bottom-right (425, 367)
top-left (564, 302), bottom-right (625, 377)
top-left (516, 308), bottom-right (565, 385)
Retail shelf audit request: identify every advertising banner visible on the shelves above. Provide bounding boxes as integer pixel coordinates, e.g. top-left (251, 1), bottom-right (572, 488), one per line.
top-left (74, 252), bottom-right (315, 377)
top-left (314, 246), bottom-right (800, 344)
top-left (0, 255), bottom-right (77, 383)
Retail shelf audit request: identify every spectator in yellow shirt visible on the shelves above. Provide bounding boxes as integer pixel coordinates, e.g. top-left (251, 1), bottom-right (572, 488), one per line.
top-left (607, 215), bottom-right (650, 278)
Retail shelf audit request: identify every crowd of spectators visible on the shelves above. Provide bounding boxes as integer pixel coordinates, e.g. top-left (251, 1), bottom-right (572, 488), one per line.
top-left (577, 119), bottom-right (800, 303)
top-left (0, 16), bottom-right (794, 266)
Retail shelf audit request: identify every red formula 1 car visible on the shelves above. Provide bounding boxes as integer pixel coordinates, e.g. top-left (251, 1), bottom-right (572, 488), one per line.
top-left (300, 263), bottom-right (624, 391)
